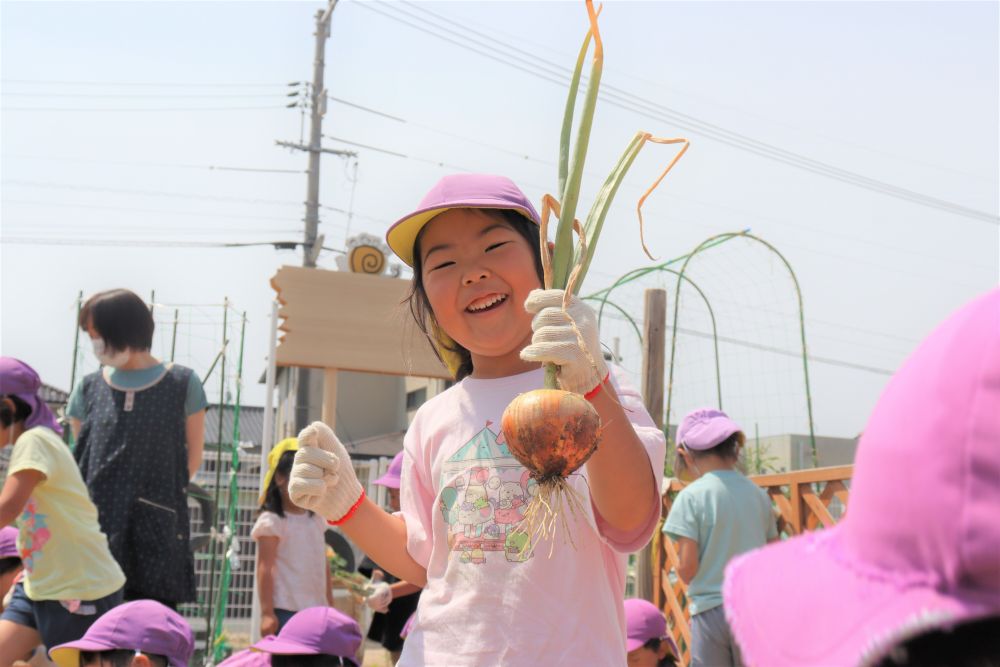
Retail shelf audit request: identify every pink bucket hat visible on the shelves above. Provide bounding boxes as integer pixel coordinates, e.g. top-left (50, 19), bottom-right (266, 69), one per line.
top-left (625, 598), bottom-right (679, 657)
top-left (676, 408), bottom-right (743, 450)
top-left (723, 289), bottom-right (1000, 667)
top-left (385, 173), bottom-right (539, 267)
top-left (374, 451), bottom-right (404, 489)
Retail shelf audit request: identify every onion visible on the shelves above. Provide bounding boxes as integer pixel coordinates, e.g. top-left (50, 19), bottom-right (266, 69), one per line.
top-left (501, 389), bottom-right (601, 557)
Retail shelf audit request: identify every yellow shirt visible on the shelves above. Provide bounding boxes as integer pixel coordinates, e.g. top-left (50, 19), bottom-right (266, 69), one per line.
top-left (8, 427), bottom-right (125, 601)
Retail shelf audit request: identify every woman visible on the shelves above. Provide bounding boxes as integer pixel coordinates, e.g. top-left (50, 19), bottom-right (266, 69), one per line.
top-left (68, 288), bottom-right (207, 608)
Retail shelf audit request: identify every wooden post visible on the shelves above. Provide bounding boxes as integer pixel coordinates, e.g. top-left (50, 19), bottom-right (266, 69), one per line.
top-left (637, 288), bottom-right (667, 602)
top-left (322, 368), bottom-right (338, 429)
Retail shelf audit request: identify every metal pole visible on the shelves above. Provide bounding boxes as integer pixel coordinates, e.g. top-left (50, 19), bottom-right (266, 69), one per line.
top-left (250, 300), bottom-right (280, 642)
top-left (170, 308), bottom-right (180, 363)
top-left (205, 298), bottom-right (229, 654)
top-left (67, 291), bottom-right (83, 446)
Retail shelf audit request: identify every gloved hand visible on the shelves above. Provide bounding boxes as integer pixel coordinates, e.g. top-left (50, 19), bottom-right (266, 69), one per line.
top-left (366, 581), bottom-right (392, 613)
top-left (288, 421), bottom-right (364, 523)
top-left (520, 289), bottom-right (608, 395)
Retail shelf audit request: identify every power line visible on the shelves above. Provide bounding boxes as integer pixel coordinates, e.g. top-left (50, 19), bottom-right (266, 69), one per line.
top-left (2, 180), bottom-right (302, 206)
top-left (361, 1), bottom-right (998, 225)
top-left (3, 155), bottom-right (303, 173)
top-left (0, 237), bottom-right (346, 253)
top-left (1, 92), bottom-right (290, 99)
top-left (2, 199), bottom-right (301, 223)
top-left (2, 105), bottom-right (287, 112)
top-left (1, 79), bottom-right (289, 87)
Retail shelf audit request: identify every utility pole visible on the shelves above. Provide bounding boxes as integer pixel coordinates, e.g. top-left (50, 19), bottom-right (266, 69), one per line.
top-left (275, 0), bottom-right (355, 431)
top-left (638, 288), bottom-right (667, 603)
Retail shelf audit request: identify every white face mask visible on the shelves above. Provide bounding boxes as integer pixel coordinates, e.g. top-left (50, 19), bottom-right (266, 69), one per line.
top-left (91, 338), bottom-right (131, 369)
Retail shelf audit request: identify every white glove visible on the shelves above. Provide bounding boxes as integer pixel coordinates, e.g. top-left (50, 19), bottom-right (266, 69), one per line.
top-left (288, 421), bottom-right (364, 523)
top-left (366, 581), bottom-right (392, 613)
top-left (520, 289), bottom-right (609, 395)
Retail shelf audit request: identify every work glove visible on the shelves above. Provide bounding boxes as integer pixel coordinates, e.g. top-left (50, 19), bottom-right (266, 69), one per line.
top-left (288, 421), bottom-right (364, 523)
top-left (366, 581), bottom-right (392, 613)
top-left (520, 289), bottom-right (609, 396)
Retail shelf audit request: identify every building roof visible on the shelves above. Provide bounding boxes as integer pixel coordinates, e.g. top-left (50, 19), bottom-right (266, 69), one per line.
top-left (205, 405), bottom-right (269, 447)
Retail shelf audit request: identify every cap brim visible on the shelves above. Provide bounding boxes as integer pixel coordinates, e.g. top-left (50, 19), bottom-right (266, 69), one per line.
top-left (723, 525), bottom-right (991, 667)
top-left (373, 473), bottom-right (400, 489)
top-left (386, 201), bottom-right (538, 267)
top-left (50, 640), bottom-right (115, 667)
top-left (253, 635), bottom-right (352, 657)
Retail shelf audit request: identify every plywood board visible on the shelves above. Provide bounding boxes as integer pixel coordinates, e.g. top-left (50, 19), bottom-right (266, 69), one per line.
top-left (271, 266), bottom-right (450, 379)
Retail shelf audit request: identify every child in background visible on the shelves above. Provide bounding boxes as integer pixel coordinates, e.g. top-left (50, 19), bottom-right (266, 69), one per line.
top-left (252, 438), bottom-right (333, 637)
top-left (218, 606), bottom-right (363, 667)
top-left (362, 451), bottom-right (422, 664)
top-left (0, 357), bottom-right (126, 663)
top-left (48, 599), bottom-right (193, 667)
top-left (0, 526), bottom-right (23, 611)
top-left (624, 599), bottom-right (679, 667)
top-left (289, 174), bottom-right (666, 665)
top-left (723, 289), bottom-right (1000, 667)
top-left (662, 408), bottom-right (777, 667)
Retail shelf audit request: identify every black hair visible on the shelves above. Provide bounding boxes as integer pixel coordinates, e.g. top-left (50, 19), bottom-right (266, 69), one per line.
top-left (0, 556), bottom-right (22, 576)
top-left (869, 615), bottom-right (1000, 667)
top-left (0, 394), bottom-right (32, 428)
top-left (270, 655), bottom-right (358, 667)
top-left (640, 637), bottom-right (679, 667)
top-left (79, 289), bottom-right (155, 352)
top-left (686, 432), bottom-right (743, 461)
top-left (79, 650), bottom-right (168, 667)
top-left (259, 449), bottom-right (310, 518)
top-left (406, 208), bottom-right (544, 380)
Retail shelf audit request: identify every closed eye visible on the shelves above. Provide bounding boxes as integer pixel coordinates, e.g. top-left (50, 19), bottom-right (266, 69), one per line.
top-left (429, 260), bottom-right (455, 272)
top-left (485, 241), bottom-right (509, 252)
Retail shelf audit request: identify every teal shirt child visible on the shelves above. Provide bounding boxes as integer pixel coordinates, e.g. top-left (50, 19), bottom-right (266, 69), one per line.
top-left (663, 469), bottom-right (777, 615)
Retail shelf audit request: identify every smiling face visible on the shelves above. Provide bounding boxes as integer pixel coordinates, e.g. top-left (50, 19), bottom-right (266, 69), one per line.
top-left (418, 208), bottom-right (542, 377)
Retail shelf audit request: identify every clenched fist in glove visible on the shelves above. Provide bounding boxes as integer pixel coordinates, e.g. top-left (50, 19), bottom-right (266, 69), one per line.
top-left (520, 289), bottom-right (609, 395)
top-left (288, 421), bottom-right (365, 524)
top-left (366, 580), bottom-right (392, 614)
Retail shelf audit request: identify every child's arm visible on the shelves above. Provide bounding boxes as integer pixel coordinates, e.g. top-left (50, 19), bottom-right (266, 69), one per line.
top-left (390, 581), bottom-right (422, 599)
top-left (325, 553), bottom-right (335, 607)
top-left (256, 536), bottom-right (280, 636)
top-left (676, 537), bottom-right (699, 584)
top-left (289, 422), bottom-right (428, 587)
top-left (586, 382), bottom-right (660, 533)
top-left (0, 470), bottom-right (45, 527)
top-left (340, 500), bottom-right (427, 587)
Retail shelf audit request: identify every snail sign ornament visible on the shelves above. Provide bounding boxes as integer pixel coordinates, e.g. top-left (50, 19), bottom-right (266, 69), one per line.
top-left (335, 233), bottom-right (400, 277)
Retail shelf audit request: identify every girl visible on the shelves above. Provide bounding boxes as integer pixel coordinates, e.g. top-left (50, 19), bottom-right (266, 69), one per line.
top-left (252, 438), bottom-right (334, 637)
top-left (663, 408), bottom-right (777, 667)
top-left (219, 607), bottom-right (362, 667)
top-left (624, 598), bottom-right (679, 667)
top-left (0, 357), bottom-right (125, 662)
top-left (289, 174), bottom-right (666, 665)
top-left (68, 288), bottom-right (208, 607)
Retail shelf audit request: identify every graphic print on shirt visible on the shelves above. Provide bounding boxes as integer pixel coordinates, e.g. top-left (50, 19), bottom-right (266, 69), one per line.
top-left (440, 421), bottom-right (535, 564)
top-left (17, 498), bottom-right (51, 573)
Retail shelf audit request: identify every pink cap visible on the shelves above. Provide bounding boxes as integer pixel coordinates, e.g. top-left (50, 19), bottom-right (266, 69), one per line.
top-left (723, 289), bottom-right (1000, 667)
top-left (676, 408), bottom-right (743, 450)
top-left (49, 600), bottom-right (194, 667)
top-left (374, 451), bottom-right (404, 489)
top-left (625, 599), bottom-right (678, 656)
top-left (252, 606), bottom-right (361, 658)
top-left (0, 526), bottom-right (18, 559)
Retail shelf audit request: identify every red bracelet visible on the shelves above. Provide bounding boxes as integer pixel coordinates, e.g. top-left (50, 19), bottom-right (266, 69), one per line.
top-left (327, 489), bottom-right (366, 527)
top-left (584, 373), bottom-right (610, 401)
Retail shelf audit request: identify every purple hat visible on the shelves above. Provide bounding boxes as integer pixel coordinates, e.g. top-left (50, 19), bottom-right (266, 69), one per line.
top-left (625, 599), bottom-right (678, 656)
top-left (676, 408), bottom-right (742, 450)
top-left (374, 451), bottom-right (404, 489)
top-left (0, 526), bottom-right (18, 559)
top-left (49, 600), bottom-right (194, 667)
top-left (386, 173), bottom-right (540, 267)
top-left (723, 289), bottom-right (1000, 667)
top-left (0, 357), bottom-right (63, 436)
top-left (252, 606), bottom-right (362, 659)
top-left (216, 649), bottom-right (271, 667)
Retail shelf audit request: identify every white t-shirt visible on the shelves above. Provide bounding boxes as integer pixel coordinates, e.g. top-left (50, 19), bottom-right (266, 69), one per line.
top-left (397, 366), bottom-right (666, 666)
top-left (251, 510), bottom-right (328, 612)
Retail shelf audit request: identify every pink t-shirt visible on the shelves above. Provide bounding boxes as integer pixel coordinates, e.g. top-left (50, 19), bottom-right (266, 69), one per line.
top-left (397, 366), bottom-right (665, 666)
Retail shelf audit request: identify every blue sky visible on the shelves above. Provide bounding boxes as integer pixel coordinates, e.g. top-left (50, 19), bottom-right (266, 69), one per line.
top-left (2, 1), bottom-right (997, 438)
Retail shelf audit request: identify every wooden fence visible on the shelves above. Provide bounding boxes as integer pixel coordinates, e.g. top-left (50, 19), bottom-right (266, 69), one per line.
top-left (653, 465), bottom-right (853, 666)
